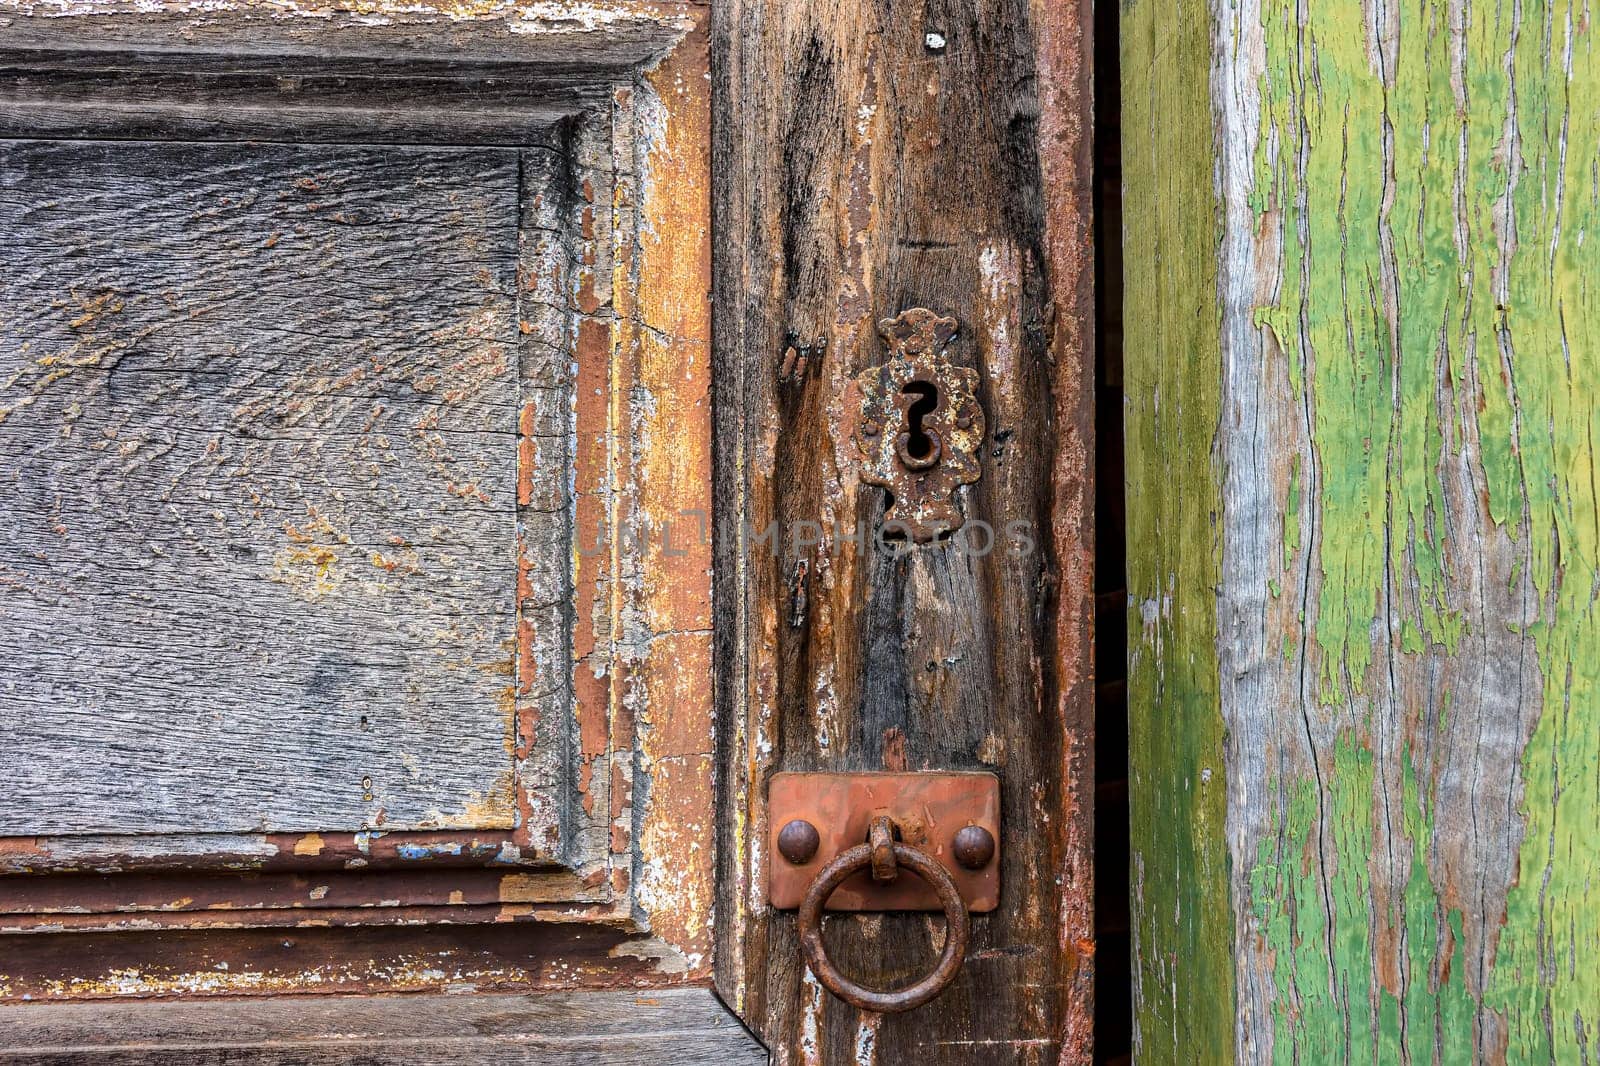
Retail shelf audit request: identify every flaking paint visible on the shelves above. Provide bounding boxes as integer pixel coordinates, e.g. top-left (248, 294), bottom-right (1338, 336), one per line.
top-left (1232, 0), bottom-right (1597, 1060)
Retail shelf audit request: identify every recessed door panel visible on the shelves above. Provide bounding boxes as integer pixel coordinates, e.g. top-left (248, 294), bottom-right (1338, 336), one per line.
top-left (0, 140), bottom-right (534, 835)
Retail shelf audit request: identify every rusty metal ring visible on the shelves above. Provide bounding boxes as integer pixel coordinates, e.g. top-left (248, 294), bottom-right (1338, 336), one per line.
top-left (796, 841), bottom-right (970, 1013)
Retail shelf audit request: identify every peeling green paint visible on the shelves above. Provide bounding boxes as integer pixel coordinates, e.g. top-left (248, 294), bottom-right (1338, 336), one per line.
top-left (1252, 741), bottom-right (1475, 1064)
top-left (1131, 0), bottom-right (1600, 1056)
top-left (1245, 0), bottom-right (1600, 1061)
top-left (1480, 4), bottom-right (1600, 1057)
top-left (1254, 0), bottom-right (1468, 696)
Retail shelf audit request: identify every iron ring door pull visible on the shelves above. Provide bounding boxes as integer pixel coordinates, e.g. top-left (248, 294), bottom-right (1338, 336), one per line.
top-left (795, 818), bottom-right (971, 1013)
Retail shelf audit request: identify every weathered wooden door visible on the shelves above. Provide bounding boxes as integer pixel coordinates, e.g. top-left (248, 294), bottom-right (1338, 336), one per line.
top-left (0, 1), bottom-right (1095, 1062)
top-left (0, 5), bottom-right (745, 1055)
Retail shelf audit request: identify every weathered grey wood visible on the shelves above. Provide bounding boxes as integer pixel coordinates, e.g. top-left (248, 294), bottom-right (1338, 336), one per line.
top-left (0, 0), bottom-right (721, 1018)
top-left (0, 138), bottom-right (558, 835)
top-left (0, 987), bottom-right (768, 1064)
top-left (0, 59), bottom-right (592, 145)
top-left (0, 5), bottom-right (692, 71)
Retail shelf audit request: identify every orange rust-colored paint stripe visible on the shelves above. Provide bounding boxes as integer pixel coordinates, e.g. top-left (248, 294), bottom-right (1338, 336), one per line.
top-left (1035, 0), bottom-right (1098, 1060)
top-left (0, 831), bottom-right (531, 876)
top-left (571, 315), bottom-right (613, 769)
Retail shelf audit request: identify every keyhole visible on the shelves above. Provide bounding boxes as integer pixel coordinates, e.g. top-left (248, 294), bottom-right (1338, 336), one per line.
top-left (901, 381), bottom-right (939, 461)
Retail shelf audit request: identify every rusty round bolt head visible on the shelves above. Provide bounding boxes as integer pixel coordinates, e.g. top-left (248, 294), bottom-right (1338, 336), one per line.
top-left (952, 825), bottom-right (995, 870)
top-left (777, 819), bottom-right (821, 865)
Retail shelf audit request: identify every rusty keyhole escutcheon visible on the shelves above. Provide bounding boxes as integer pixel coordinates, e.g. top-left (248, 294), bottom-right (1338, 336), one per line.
top-left (796, 815), bottom-right (971, 1013)
top-left (854, 308), bottom-right (985, 542)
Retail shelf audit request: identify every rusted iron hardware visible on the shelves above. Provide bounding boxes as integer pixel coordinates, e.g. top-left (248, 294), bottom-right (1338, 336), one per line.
top-left (776, 817), bottom-right (821, 865)
top-left (854, 308), bottom-right (986, 542)
top-left (951, 824), bottom-right (996, 869)
top-left (796, 813), bottom-right (971, 1012)
top-left (766, 771), bottom-right (999, 912)
top-left (778, 333), bottom-right (826, 384)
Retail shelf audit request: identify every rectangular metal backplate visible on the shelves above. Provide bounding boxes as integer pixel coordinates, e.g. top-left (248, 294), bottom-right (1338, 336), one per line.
top-left (766, 771), bottom-right (999, 912)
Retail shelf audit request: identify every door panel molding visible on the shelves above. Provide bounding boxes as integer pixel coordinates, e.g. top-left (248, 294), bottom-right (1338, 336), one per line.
top-left (0, 988), bottom-right (766, 1063)
top-left (0, 0), bottom-right (714, 997)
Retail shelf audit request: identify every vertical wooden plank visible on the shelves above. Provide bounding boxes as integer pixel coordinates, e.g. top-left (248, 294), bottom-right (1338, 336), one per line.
top-left (622, 16), bottom-right (716, 974)
top-left (1119, 0), bottom-right (1236, 1059)
top-left (1035, 0), bottom-right (1099, 1058)
top-left (1126, 0), bottom-right (1600, 1060)
top-left (713, 0), bottom-right (1095, 1059)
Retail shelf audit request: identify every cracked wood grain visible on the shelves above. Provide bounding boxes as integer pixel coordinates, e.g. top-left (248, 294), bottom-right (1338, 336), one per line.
top-left (0, 988), bottom-right (766, 1065)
